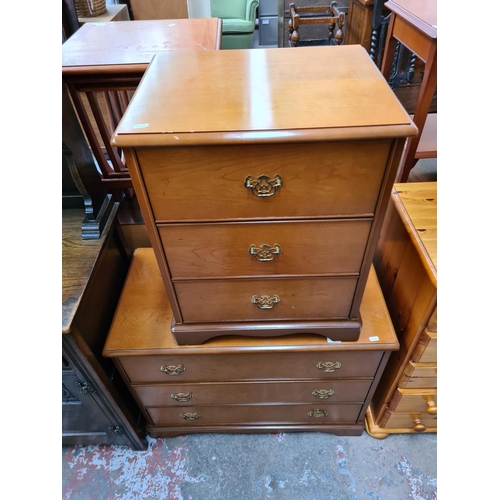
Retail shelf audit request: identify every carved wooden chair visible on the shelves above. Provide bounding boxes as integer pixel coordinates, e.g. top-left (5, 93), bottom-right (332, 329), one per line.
top-left (288, 2), bottom-right (345, 47)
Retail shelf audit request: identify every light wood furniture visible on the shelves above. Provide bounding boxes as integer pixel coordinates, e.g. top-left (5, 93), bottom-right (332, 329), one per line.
top-left (129, 0), bottom-right (188, 20)
top-left (344, 0), bottom-right (374, 52)
top-left (366, 181), bottom-right (437, 437)
top-left (103, 248), bottom-right (398, 437)
top-left (62, 18), bottom-right (222, 198)
top-left (111, 45), bottom-right (417, 345)
top-left (380, 0), bottom-right (437, 182)
top-left (63, 208), bottom-right (147, 449)
top-left (78, 3), bottom-right (130, 24)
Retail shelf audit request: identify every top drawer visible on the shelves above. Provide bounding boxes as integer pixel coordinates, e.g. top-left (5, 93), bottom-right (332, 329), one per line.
top-left (136, 140), bottom-right (392, 222)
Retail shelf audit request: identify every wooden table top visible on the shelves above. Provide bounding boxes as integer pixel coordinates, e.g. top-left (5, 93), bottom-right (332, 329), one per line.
top-left (385, 0), bottom-right (437, 38)
top-left (392, 182), bottom-right (437, 284)
top-left (62, 18), bottom-right (222, 75)
top-left (103, 248), bottom-right (399, 356)
top-left (62, 207), bottom-right (118, 333)
top-left (112, 45), bottom-right (417, 147)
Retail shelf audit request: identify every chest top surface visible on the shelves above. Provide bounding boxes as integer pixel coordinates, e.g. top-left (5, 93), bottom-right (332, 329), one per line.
top-left (62, 18), bottom-right (221, 71)
top-left (393, 182), bottom-right (437, 282)
top-left (112, 45), bottom-right (417, 146)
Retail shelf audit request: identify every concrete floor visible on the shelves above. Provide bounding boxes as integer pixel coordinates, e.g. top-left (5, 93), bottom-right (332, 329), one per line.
top-left (62, 431), bottom-right (437, 499)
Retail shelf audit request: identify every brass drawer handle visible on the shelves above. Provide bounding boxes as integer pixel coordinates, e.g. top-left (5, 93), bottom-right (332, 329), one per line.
top-left (249, 244), bottom-right (282, 262)
top-left (251, 294), bottom-right (280, 310)
top-left (413, 418), bottom-right (427, 432)
top-left (317, 361), bottom-right (341, 372)
top-left (180, 412), bottom-right (199, 421)
top-left (308, 409), bottom-right (329, 418)
top-left (160, 365), bottom-right (185, 376)
top-left (312, 389), bottom-right (335, 399)
top-left (244, 174), bottom-right (283, 197)
top-left (171, 392), bottom-right (193, 402)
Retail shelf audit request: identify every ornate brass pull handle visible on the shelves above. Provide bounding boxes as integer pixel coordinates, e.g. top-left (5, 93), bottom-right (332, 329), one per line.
top-left (180, 412), bottom-right (199, 420)
top-left (249, 244), bottom-right (282, 262)
top-left (316, 361), bottom-right (342, 372)
top-left (160, 365), bottom-right (185, 376)
top-left (312, 389), bottom-right (335, 399)
top-left (244, 174), bottom-right (283, 197)
top-left (251, 294), bottom-right (280, 310)
top-left (308, 409), bottom-right (329, 418)
top-left (171, 392), bottom-right (193, 402)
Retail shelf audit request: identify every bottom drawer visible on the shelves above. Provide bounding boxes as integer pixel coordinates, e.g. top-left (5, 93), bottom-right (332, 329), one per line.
top-left (147, 404), bottom-right (363, 426)
top-left (383, 411), bottom-right (437, 432)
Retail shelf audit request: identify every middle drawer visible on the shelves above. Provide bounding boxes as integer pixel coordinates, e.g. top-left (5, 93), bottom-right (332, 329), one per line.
top-left (134, 380), bottom-right (373, 406)
top-left (159, 219), bottom-right (372, 279)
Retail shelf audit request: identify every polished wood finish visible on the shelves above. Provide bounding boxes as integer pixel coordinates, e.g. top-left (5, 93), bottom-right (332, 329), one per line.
top-left (129, 0), bottom-right (188, 20)
top-left (62, 18), bottom-right (222, 197)
top-left (103, 248), bottom-right (399, 436)
top-left (159, 219), bottom-right (372, 279)
top-left (381, 0), bottom-right (437, 182)
top-left (367, 182), bottom-right (437, 436)
top-left (63, 209), bottom-right (147, 449)
top-left (112, 46), bottom-right (417, 344)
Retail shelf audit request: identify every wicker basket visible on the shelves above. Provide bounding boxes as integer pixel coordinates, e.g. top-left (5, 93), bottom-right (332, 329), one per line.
top-left (74, 0), bottom-right (107, 18)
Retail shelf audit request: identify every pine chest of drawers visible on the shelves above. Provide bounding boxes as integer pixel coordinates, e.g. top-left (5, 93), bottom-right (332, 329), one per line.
top-left (112, 45), bottom-right (417, 344)
top-left (103, 248), bottom-right (398, 436)
top-left (367, 182), bottom-right (437, 436)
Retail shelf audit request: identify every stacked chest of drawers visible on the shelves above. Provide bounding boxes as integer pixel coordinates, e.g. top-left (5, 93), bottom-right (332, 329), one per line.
top-left (112, 45), bottom-right (417, 345)
top-left (366, 182), bottom-right (437, 436)
top-left (103, 248), bottom-right (398, 436)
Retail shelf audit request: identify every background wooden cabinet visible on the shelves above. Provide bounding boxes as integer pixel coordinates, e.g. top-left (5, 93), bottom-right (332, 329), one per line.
top-left (129, 0), bottom-right (188, 20)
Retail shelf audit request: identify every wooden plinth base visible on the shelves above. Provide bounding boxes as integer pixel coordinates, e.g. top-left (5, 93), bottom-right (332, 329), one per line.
top-left (148, 423), bottom-right (365, 438)
top-left (171, 317), bottom-right (362, 345)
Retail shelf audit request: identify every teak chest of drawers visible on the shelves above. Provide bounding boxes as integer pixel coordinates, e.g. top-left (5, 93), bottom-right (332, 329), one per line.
top-left (112, 45), bottom-right (417, 344)
top-left (367, 182), bottom-right (437, 436)
top-left (103, 248), bottom-right (398, 437)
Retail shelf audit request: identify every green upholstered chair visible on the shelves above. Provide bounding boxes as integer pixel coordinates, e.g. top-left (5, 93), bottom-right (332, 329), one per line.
top-left (210, 0), bottom-right (259, 49)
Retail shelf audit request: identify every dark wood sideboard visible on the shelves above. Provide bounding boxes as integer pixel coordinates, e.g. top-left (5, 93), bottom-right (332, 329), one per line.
top-left (62, 207), bottom-right (147, 449)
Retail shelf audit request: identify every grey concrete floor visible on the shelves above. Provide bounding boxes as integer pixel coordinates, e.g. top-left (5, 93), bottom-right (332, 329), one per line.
top-left (62, 431), bottom-right (437, 499)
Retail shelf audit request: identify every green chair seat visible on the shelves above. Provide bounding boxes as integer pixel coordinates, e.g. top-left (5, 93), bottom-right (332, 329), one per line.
top-left (221, 19), bottom-right (255, 34)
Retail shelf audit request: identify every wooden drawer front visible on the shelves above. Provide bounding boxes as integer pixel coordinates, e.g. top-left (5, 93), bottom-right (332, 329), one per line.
top-left (388, 389), bottom-right (437, 414)
top-left (119, 351), bottom-right (383, 384)
top-left (159, 219), bottom-right (372, 279)
top-left (136, 141), bottom-right (391, 222)
top-left (399, 362), bottom-right (437, 389)
top-left (134, 380), bottom-right (373, 406)
top-left (175, 277), bottom-right (357, 323)
top-left (147, 404), bottom-right (363, 426)
top-left (411, 329), bottom-right (437, 363)
top-left (383, 411), bottom-right (437, 430)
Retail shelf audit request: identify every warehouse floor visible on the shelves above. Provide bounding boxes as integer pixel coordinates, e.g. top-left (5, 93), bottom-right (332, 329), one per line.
top-left (62, 430), bottom-right (437, 499)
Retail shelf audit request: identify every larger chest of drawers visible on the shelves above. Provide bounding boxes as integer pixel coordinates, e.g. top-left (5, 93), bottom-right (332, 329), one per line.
top-left (103, 248), bottom-right (398, 437)
top-left (112, 45), bottom-right (417, 345)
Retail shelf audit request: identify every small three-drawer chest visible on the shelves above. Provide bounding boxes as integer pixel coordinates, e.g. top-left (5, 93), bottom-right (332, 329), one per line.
top-left (366, 182), bottom-right (437, 436)
top-left (102, 248), bottom-right (398, 437)
top-left (111, 45), bottom-right (417, 344)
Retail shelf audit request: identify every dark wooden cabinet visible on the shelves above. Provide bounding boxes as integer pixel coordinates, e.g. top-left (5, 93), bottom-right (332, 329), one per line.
top-left (62, 208), bottom-right (147, 449)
